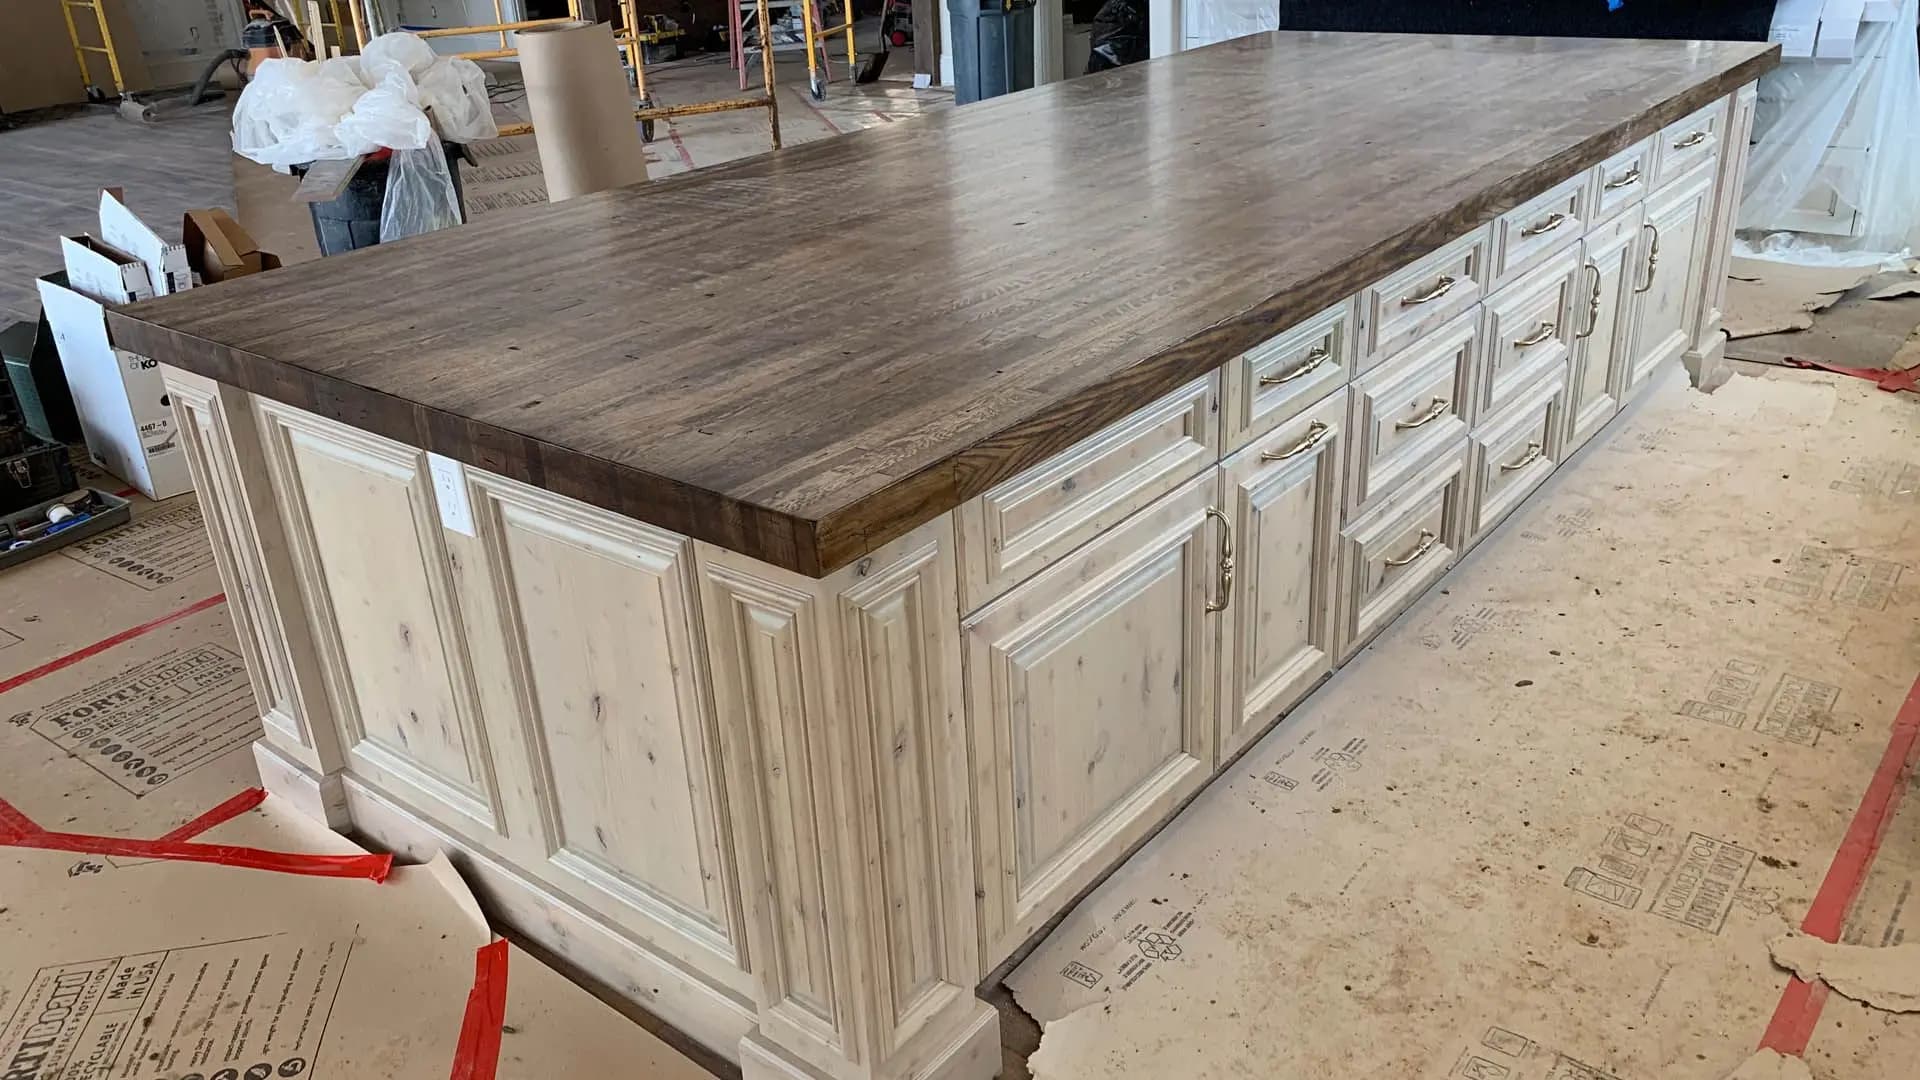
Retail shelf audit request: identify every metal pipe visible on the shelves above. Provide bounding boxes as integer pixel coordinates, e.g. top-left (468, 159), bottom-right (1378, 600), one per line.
top-left (758, 0), bottom-right (781, 148)
top-left (414, 17), bottom-right (570, 37)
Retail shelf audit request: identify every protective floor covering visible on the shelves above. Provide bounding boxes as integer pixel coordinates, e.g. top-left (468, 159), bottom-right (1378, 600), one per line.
top-left (1009, 366), bottom-right (1920, 1080)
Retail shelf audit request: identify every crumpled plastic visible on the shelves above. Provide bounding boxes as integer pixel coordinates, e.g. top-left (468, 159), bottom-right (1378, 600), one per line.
top-left (230, 31), bottom-right (498, 169)
top-left (380, 145), bottom-right (466, 243)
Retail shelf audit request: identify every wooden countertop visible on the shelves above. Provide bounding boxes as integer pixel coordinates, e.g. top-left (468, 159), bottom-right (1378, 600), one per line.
top-left (110, 32), bottom-right (1777, 577)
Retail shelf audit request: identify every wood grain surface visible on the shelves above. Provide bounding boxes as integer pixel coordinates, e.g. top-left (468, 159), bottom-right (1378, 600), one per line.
top-left (109, 32), bottom-right (1778, 577)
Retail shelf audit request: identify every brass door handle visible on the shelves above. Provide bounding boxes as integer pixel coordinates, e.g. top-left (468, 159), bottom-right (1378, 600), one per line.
top-left (1401, 275), bottom-right (1457, 307)
top-left (1634, 223), bottom-right (1660, 294)
top-left (1603, 167), bottom-right (1642, 191)
top-left (1673, 130), bottom-right (1708, 149)
top-left (1261, 420), bottom-right (1330, 462)
top-left (1575, 262), bottom-right (1602, 339)
top-left (1512, 321), bottom-right (1557, 349)
top-left (1384, 529), bottom-right (1437, 568)
top-left (1520, 212), bottom-right (1566, 238)
top-left (1258, 346), bottom-right (1330, 387)
top-left (1500, 441), bottom-right (1544, 472)
top-left (1204, 507), bottom-right (1233, 613)
top-left (1394, 398), bottom-right (1450, 430)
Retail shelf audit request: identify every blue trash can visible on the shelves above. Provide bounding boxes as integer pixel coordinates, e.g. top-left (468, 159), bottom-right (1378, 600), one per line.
top-left (948, 0), bottom-right (1035, 105)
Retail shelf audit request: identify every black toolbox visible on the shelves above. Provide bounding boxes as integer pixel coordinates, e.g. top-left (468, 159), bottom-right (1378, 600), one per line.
top-left (0, 423), bottom-right (78, 516)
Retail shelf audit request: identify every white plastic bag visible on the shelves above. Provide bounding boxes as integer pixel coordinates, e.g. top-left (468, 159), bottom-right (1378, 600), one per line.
top-left (231, 57), bottom-right (370, 168)
top-left (416, 57), bottom-right (498, 143)
top-left (335, 69), bottom-right (432, 156)
top-left (379, 146), bottom-right (464, 243)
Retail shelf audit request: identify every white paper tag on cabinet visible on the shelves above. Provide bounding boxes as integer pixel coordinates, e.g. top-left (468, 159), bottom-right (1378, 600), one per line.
top-left (428, 452), bottom-right (475, 536)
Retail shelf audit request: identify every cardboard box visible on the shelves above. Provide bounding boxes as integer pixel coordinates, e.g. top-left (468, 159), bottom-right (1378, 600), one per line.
top-left (35, 273), bottom-right (191, 500)
top-left (58, 234), bottom-right (153, 305)
top-left (99, 189), bottom-right (192, 296)
top-left (182, 208), bottom-right (283, 283)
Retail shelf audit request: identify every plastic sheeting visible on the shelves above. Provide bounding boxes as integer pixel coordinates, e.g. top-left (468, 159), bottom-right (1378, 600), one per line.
top-left (1740, 0), bottom-right (1920, 256)
top-left (231, 32), bottom-right (497, 169)
top-left (1183, 0), bottom-right (1278, 50)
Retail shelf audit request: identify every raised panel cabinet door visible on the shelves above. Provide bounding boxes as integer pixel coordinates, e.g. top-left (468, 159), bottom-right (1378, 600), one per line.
top-left (1567, 207), bottom-right (1641, 452)
top-left (966, 471), bottom-right (1219, 967)
top-left (1626, 166), bottom-right (1714, 393)
top-left (1216, 391), bottom-right (1344, 761)
top-left (255, 400), bottom-right (503, 838)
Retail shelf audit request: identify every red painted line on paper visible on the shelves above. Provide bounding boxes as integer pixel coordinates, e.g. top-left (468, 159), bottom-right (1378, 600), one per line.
top-left (0, 592), bottom-right (226, 697)
top-left (157, 787), bottom-right (267, 842)
top-left (449, 940), bottom-right (510, 1080)
top-left (666, 123), bottom-right (696, 170)
top-left (113, 486), bottom-right (139, 498)
top-left (1759, 671), bottom-right (1920, 1055)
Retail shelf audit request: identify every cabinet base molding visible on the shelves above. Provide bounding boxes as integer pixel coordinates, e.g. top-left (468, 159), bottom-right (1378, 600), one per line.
top-left (253, 739), bottom-right (350, 830)
top-left (335, 774), bottom-right (761, 1063)
top-left (1683, 319), bottom-right (1733, 393)
top-left (740, 1002), bottom-right (999, 1080)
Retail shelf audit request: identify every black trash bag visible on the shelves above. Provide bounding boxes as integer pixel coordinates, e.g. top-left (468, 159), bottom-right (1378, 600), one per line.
top-left (1086, 0), bottom-right (1148, 72)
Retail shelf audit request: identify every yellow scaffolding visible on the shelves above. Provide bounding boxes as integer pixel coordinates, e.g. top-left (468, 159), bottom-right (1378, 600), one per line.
top-left (799, 0), bottom-right (856, 100)
top-left (58, 0), bottom-right (128, 99)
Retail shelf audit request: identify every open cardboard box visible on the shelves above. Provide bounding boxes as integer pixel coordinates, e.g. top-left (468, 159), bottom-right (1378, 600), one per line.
top-left (182, 209), bottom-right (283, 284)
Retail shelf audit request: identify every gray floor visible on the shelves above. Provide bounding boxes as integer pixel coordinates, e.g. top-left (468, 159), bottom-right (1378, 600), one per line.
top-left (0, 104), bottom-right (233, 325)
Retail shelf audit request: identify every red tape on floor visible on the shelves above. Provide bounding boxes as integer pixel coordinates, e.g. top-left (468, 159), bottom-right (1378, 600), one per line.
top-left (0, 792), bottom-right (391, 882)
top-left (1783, 358), bottom-right (1919, 395)
top-left (449, 940), bottom-right (510, 1080)
top-left (0, 592), bottom-right (226, 697)
top-left (157, 786), bottom-right (268, 842)
top-left (1758, 671), bottom-right (1920, 1056)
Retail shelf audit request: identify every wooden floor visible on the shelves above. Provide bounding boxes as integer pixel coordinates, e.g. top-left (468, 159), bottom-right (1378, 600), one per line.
top-left (0, 104), bottom-right (235, 325)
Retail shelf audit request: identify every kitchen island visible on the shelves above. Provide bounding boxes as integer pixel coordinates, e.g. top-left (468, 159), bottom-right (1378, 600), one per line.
top-left (110, 31), bottom-right (1776, 1080)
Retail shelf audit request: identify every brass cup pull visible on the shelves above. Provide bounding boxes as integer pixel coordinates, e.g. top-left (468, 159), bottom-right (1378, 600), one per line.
top-left (1520, 212), bottom-right (1566, 238)
top-left (1575, 262), bottom-right (1603, 339)
top-left (1673, 130), bottom-right (1708, 149)
top-left (1500, 441), bottom-right (1544, 472)
top-left (1603, 167), bottom-right (1642, 191)
top-left (1204, 507), bottom-right (1234, 613)
top-left (1394, 397), bottom-right (1450, 430)
top-left (1401, 275), bottom-right (1457, 307)
top-left (1261, 420), bottom-right (1330, 462)
top-left (1384, 529), bottom-right (1437, 568)
top-left (1634, 223), bottom-right (1661, 294)
top-left (1512, 321), bottom-right (1557, 349)
top-left (1258, 346), bottom-right (1330, 387)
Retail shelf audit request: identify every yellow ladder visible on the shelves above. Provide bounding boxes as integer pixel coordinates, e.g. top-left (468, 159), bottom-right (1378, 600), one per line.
top-left (59, 0), bottom-right (127, 99)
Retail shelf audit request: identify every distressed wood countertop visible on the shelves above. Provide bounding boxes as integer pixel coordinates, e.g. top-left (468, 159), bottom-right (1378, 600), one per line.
top-left (110, 32), bottom-right (1777, 576)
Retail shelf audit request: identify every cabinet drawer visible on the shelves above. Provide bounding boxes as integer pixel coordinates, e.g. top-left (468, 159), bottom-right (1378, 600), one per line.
top-left (1347, 307), bottom-right (1475, 516)
top-left (1467, 369), bottom-right (1565, 546)
top-left (1491, 172), bottom-right (1588, 287)
top-left (1652, 98), bottom-right (1726, 188)
top-left (1223, 298), bottom-right (1353, 454)
top-left (1335, 443), bottom-right (1467, 661)
top-left (958, 373), bottom-right (1218, 611)
top-left (1479, 248), bottom-right (1577, 422)
top-left (1357, 225), bottom-right (1490, 368)
top-left (1589, 137), bottom-right (1654, 221)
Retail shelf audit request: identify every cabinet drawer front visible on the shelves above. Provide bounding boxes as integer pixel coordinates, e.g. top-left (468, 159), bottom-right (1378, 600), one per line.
top-left (1652, 98), bottom-right (1726, 188)
top-left (959, 374), bottom-right (1218, 612)
top-left (1357, 225), bottom-right (1489, 367)
top-left (1336, 444), bottom-right (1467, 660)
top-left (1223, 298), bottom-right (1352, 453)
top-left (1566, 204), bottom-right (1641, 452)
top-left (1468, 371), bottom-right (1565, 544)
top-left (1480, 250), bottom-right (1577, 421)
top-left (1217, 393), bottom-right (1345, 759)
top-left (965, 473), bottom-right (1217, 964)
top-left (1492, 173), bottom-right (1588, 287)
top-left (1590, 137), bottom-right (1655, 221)
top-left (1348, 307), bottom-right (1475, 515)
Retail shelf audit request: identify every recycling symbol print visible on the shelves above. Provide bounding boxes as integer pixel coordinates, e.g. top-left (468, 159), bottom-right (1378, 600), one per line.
top-left (1136, 931), bottom-right (1182, 960)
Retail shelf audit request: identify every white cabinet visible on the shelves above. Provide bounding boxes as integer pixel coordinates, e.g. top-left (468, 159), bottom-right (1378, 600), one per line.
top-left (964, 472), bottom-right (1220, 964)
top-left (1626, 165), bottom-right (1715, 393)
top-left (1566, 205), bottom-right (1642, 451)
top-left (1216, 393), bottom-right (1345, 760)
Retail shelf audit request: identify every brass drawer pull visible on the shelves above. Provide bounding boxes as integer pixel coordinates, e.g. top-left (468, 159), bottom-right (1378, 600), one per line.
top-left (1204, 507), bottom-right (1233, 614)
top-left (1603, 167), bottom-right (1642, 191)
top-left (1576, 262), bottom-right (1602, 339)
top-left (1258, 346), bottom-right (1330, 387)
top-left (1512, 321), bottom-right (1557, 349)
top-left (1400, 275), bottom-right (1457, 307)
top-left (1261, 420), bottom-right (1330, 462)
top-left (1500, 441), bottom-right (1544, 472)
top-left (1394, 397), bottom-right (1450, 430)
top-left (1634, 223), bottom-right (1660, 294)
top-left (1384, 529), bottom-right (1437, 568)
top-left (1520, 212), bottom-right (1566, 238)
top-left (1673, 130), bottom-right (1708, 149)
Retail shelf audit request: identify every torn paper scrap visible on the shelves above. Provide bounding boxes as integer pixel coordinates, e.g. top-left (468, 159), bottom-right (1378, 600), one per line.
top-left (1769, 930), bottom-right (1920, 1012)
